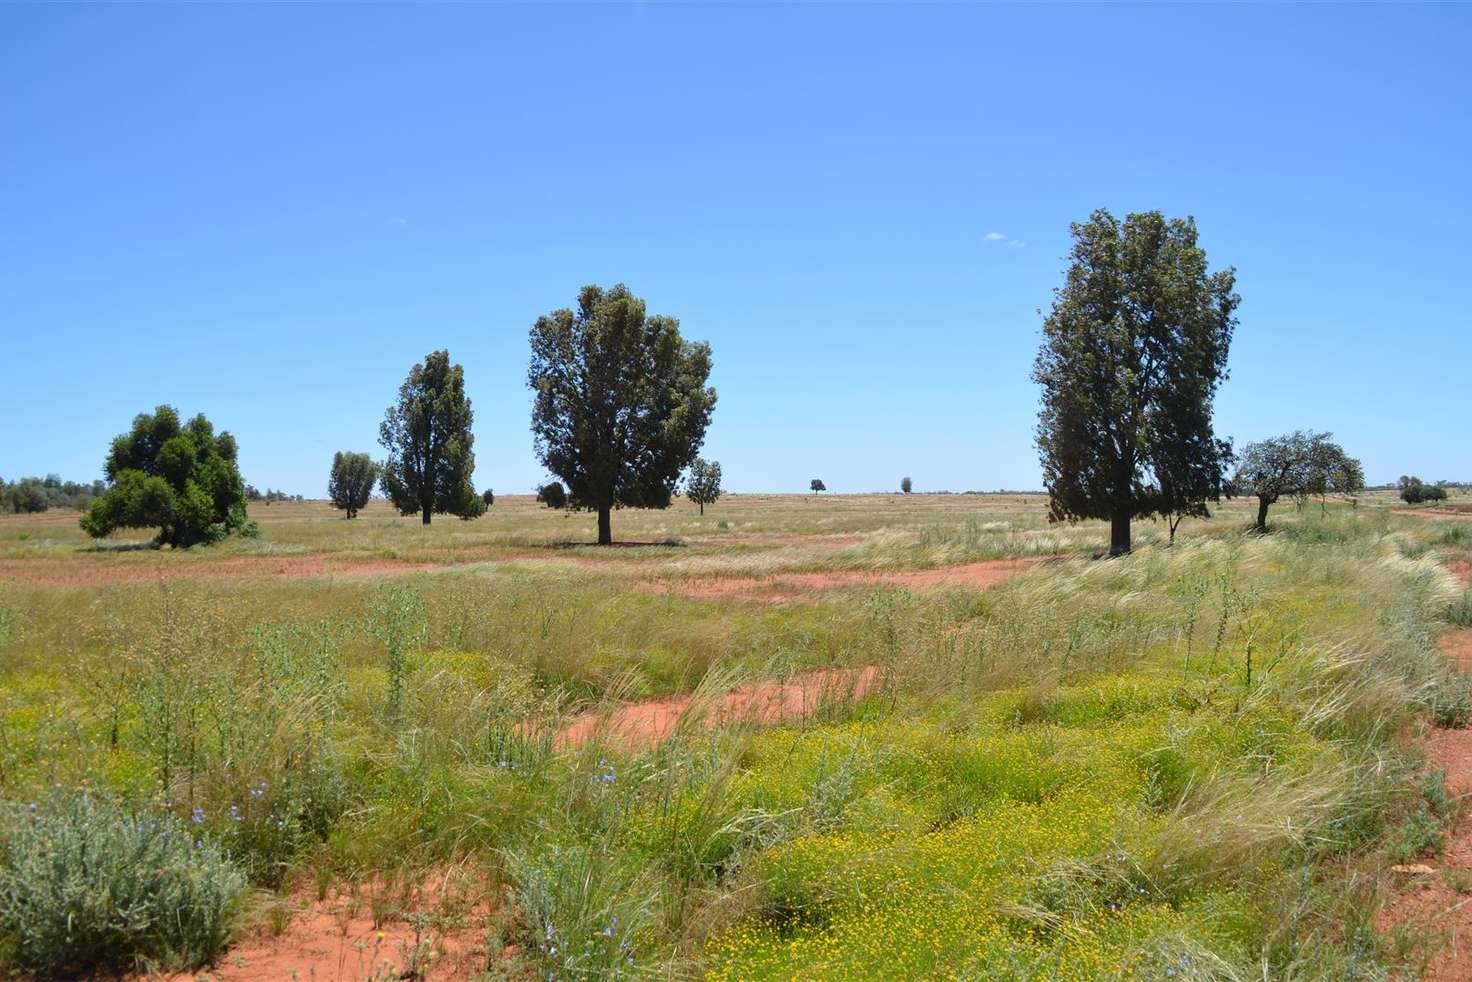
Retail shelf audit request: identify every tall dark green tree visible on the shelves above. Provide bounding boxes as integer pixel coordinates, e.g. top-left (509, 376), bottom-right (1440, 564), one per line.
top-left (379, 350), bottom-right (477, 525)
top-left (1034, 209), bottom-right (1238, 555)
top-left (528, 284), bottom-right (716, 545)
top-left (328, 451), bottom-right (379, 519)
top-left (80, 406), bottom-right (252, 547)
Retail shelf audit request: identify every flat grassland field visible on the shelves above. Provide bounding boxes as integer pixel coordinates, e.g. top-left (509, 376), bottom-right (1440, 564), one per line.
top-left (2, 492), bottom-right (1471, 980)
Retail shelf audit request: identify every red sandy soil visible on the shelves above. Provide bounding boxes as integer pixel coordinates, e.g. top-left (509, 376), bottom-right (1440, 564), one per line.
top-left (1450, 560), bottom-right (1472, 587)
top-left (648, 555), bottom-right (1047, 603)
top-left (557, 664), bottom-right (881, 748)
top-left (162, 875), bottom-right (494, 982)
top-left (1404, 508), bottom-right (1472, 521)
top-left (1381, 616), bottom-right (1472, 981)
top-left (0, 554), bottom-right (440, 588)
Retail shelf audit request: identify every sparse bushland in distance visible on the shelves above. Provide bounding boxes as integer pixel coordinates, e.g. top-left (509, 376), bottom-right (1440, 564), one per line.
top-left (810, 478), bottom-right (826, 493)
top-left (1034, 209), bottom-right (1237, 556)
top-left (1400, 476), bottom-right (1448, 505)
top-left (528, 283), bottom-right (716, 545)
top-left (0, 475), bottom-right (104, 513)
top-left (79, 405), bottom-right (256, 547)
top-left (1234, 431), bottom-right (1362, 531)
top-left (536, 481), bottom-right (567, 509)
top-left (379, 350), bottom-right (479, 525)
top-left (327, 451), bottom-right (378, 519)
top-left (686, 458), bottom-right (722, 515)
top-left (900, 476), bottom-right (912, 494)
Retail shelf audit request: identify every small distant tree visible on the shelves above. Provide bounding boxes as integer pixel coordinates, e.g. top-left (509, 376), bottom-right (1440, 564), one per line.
top-left (328, 451), bottom-right (379, 519)
top-left (810, 479), bottom-right (826, 493)
top-left (528, 284), bottom-right (716, 545)
top-left (536, 481), bottom-right (568, 509)
top-left (458, 495), bottom-right (487, 520)
top-left (1330, 454), bottom-right (1366, 509)
top-left (80, 406), bottom-right (252, 547)
top-left (900, 476), bottom-right (913, 494)
top-left (1399, 475), bottom-right (1427, 505)
top-left (1233, 431), bottom-right (1354, 532)
top-left (482, 488), bottom-right (495, 509)
top-left (1034, 209), bottom-right (1237, 555)
top-left (686, 458), bottom-right (723, 515)
top-left (1425, 483), bottom-right (1448, 504)
top-left (379, 350), bottom-right (478, 525)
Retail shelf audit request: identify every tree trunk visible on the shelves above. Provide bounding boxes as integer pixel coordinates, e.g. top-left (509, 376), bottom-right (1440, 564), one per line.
top-left (422, 502), bottom-right (432, 525)
top-left (699, 502), bottom-right (704, 516)
top-left (597, 505), bottom-right (612, 545)
top-left (1109, 508), bottom-right (1131, 556)
top-left (1256, 496), bottom-right (1270, 532)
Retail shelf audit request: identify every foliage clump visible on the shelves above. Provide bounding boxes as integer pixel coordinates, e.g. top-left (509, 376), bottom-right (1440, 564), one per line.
top-left (528, 283), bottom-right (716, 544)
top-left (380, 350), bottom-right (479, 524)
top-left (80, 406), bottom-right (255, 547)
top-left (686, 458), bottom-right (723, 515)
top-left (1033, 209), bottom-right (1237, 555)
top-left (0, 795), bottom-right (246, 975)
top-left (328, 451), bottom-right (379, 519)
top-left (537, 481), bottom-right (568, 509)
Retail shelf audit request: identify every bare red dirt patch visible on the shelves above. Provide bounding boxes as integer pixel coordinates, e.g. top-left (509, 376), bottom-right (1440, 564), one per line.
top-left (557, 665), bottom-right (880, 748)
top-left (161, 875), bottom-right (493, 982)
top-left (1380, 627), bottom-right (1472, 981)
top-left (1449, 560), bottom-right (1472, 587)
top-left (1404, 508), bottom-right (1472, 521)
top-left (648, 556), bottom-right (1047, 603)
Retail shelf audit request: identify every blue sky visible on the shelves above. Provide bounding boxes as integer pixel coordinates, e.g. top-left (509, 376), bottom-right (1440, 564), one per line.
top-left (3, 4), bottom-right (1468, 495)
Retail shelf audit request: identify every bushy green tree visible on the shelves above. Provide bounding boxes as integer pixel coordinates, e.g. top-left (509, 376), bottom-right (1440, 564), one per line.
top-left (1234, 431), bottom-right (1358, 531)
top-left (80, 406), bottom-right (253, 547)
top-left (810, 479), bottom-right (826, 493)
top-left (536, 481), bottom-right (568, 509)
top-left (900, 476), bottom-right (913, 494)
top-left (1034, 209), bottom-right (1237, 555)
top-left (528, 284), bottom-right (716, 545)
top-left (327, 451), bottom-right (378, 519)
top-left (379, 350), bottom-right (478, 525)
top-left (686, 458), bottom-right (723, 515)
top-left (482, 488), bottom-right (495, 508)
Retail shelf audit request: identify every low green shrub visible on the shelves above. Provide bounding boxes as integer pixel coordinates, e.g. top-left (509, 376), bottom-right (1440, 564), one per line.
top-left (0, 795), bottom-right (246, 975)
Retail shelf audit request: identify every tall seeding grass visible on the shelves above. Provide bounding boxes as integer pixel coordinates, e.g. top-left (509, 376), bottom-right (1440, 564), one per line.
top-left (0, 505), bottom-right (1466, 977)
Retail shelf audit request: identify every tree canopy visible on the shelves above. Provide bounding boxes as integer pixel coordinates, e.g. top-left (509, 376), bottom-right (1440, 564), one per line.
top-left (1034, 209), bottom-right (1237, 555)
top-left (80, 406), bottom-right (254, 547)
top-left (328, 451), bottom-right (379, 519)
top-left (810, 479), bottom-right (826, 493)
top-left (900, 476), bottom-right (913, 494)
top-left (1233, 431), bottom-right (1360, 531)
top-left (686, 458), bottom-right (723, 515)
top-left (536, 481), bottom-right (568, 509)
top-left (379, 350), bottom-right (478, 525)
top-left (528, 284), bottom-right (716, 545)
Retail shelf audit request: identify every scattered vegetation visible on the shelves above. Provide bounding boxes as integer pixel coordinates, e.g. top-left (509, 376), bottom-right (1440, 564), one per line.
top-left (686, 458), bottom-right (723, 515)
top-left (0, 494), bottom-right (1463, 978)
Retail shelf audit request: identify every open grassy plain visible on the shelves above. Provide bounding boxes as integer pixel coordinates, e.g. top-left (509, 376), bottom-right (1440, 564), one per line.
top-left (1, 492), bottom-right (1471, 979)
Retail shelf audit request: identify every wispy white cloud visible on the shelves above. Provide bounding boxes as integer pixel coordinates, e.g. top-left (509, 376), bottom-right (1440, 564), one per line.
top-left (389, 216), bottom-right (409, 227)
top-left (984, 231), bottom-right (1006, 241)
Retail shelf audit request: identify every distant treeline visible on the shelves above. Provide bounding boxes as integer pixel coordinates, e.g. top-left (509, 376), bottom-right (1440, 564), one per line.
top-left (244, 486), bottom-right (304, 504)
top-left (0, 475), bottom-right (106, 513)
